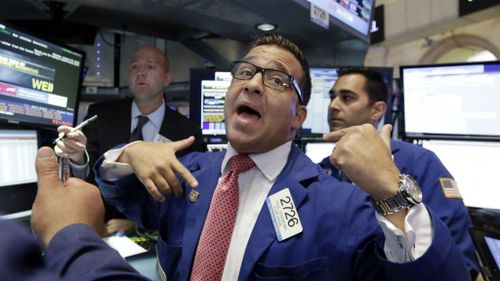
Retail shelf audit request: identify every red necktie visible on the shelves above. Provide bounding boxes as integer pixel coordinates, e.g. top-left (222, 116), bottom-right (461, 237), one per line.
top-left (190, 155), bottom-right (255, 281)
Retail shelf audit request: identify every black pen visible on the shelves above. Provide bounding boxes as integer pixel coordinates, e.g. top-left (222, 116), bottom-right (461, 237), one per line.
top-left (53, 115), bottom-right (98, 144)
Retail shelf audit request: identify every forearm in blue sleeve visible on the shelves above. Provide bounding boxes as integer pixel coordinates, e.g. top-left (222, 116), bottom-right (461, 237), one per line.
top-left (44, 224), bottom-right (150, 281)
top-left (94, 154), bottom-right (161, 230)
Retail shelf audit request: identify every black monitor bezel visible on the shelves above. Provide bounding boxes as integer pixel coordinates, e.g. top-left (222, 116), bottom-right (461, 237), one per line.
top-left (0, 20), bottom-right (86, 130)
top-left (470, 227), bottom-right (500, 280)
top-left (292, 0), bottom-right (375, 42)
top-left (399, 61), bottom-right (500, 141)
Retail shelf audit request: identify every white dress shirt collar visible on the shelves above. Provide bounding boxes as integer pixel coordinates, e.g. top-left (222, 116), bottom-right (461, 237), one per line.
top-left (130, 99), bottom-right (165, 131)
top-left (222, 141), bottom-right (292, 182)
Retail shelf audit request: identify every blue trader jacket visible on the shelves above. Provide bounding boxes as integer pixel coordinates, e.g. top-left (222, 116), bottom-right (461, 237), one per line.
top-left (319, 139), bottom-right (479, 279)
top-left (0, 220), bottom-right (149, 281)
top-left (97, 144), bottom-right (471, 281)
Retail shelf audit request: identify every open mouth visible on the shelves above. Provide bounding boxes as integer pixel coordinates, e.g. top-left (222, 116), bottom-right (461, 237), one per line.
top-left (237, 105), bottom-right (261, 118)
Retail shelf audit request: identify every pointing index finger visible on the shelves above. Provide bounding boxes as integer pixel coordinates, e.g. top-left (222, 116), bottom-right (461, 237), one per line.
top-left (173, 159), bottom-right (198, 188)
top-left (323, 127), bottom-right (349, 142)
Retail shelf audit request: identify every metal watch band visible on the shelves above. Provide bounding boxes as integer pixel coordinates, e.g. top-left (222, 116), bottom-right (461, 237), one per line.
top-left (371, 174), bottom-right (417, 216)
top-left (371, 192), bottom-right (413, 216)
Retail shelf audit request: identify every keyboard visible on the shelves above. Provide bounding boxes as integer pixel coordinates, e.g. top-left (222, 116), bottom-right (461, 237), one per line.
top-left (129, 236), bottom-right (157, 253)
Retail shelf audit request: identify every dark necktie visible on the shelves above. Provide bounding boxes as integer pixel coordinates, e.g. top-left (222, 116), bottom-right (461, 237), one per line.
top-left (129, 115), bottom-right (149, 142)
top-left (190, 155), bottom-right (255, 281)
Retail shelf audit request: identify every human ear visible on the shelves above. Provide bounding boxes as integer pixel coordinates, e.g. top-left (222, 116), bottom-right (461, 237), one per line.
top-left (370, 101), bottom-right (386, 124)
top-left (292, 105), bottom-right (307, 130)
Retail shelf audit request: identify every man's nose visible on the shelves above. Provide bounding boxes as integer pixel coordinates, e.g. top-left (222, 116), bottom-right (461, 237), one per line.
top-left (244, 71), bottom-right (264, 95)
top-left (329, 97), bottom-right (340, 110)
top-left (137, 69), bottom-right (146, 77)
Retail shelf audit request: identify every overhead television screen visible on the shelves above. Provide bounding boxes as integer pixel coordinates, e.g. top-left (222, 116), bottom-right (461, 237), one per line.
top-left (306, 0), bottom-right (374, 38)
top-left (0, 21), bottom-right (85, 129)
top-left (401, 61), bottom-right (500, 140)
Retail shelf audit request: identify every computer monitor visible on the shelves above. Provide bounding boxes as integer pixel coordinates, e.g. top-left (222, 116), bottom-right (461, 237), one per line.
top-left (421, 139), bottom-right (500, 210)
top-left (303, 0), bottom-right (374, 39)
top-left (470, 228), bottom-right (500, 281)
top-left (301, 66), bottom-right (393, 136)
top-left (400, 61), bottom-right (500, 140)
top-left (0, 21), bottom-right (85, 129)
top-left (302, 68), bottom-right (339, 135)
top-left (0, 128), bottom-right (38, 221)
top-left (304, 141), bottom-right (335, 163)
top-left (190, 68), bottom-right (231, 137)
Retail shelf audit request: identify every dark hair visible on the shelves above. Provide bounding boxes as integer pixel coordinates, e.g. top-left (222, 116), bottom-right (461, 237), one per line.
top-left (337, 66), bottom-right (387, 104)
top-left (251, 34), bottom-right (311, 105)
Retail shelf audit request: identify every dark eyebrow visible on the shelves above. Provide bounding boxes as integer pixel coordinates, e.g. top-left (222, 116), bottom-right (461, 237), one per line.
top-left (241, 55), bottom-right (289, 74)
top-left (337, 89), bottom-right (357, 96)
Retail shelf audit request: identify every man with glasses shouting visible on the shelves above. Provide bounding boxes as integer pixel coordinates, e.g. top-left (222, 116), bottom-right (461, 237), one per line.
top-left (93, 34), bottom-right (470, 280)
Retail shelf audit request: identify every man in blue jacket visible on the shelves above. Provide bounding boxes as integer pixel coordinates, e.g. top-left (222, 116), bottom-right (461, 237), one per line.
top-left (95, 35), bottom-right (471, 280)
top-left (319, 66), bottom-right (479, 279)
top-left (0, 147), bottom-right (149, 281)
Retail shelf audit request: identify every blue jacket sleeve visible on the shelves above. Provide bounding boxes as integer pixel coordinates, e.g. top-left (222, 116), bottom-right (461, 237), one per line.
top-left (94, 151), bottom-right (161, 230)
top-left (395, 145), bottom-right (479, 278)
top-left (374, 208), bottom-right (472, 281)
top-left (45, 224), bottom-right (150, 281)
top-left (0, 220), bottom-right (150, 281)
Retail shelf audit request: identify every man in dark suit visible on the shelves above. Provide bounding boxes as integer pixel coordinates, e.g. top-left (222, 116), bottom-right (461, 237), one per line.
top-left (55, 45), bottom-right (203, 235)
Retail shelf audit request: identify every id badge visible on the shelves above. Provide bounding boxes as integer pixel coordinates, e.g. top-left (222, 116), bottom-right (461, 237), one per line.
top-left (153, 133), bottom-right (172, 143)
top-left (266, 188), bottom-right (303, 241)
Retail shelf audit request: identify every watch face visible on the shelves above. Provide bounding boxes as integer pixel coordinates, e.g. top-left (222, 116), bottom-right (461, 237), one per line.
top-left (405, 175), bottom-right (423, 204)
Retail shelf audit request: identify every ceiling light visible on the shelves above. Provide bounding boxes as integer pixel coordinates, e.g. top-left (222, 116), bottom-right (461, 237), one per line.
top-left (256, 23), bottom-right (276, 32)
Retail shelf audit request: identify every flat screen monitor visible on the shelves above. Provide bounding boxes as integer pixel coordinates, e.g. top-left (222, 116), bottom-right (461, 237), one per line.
top-left (0, 129), bottom-right (38, 220)
top-left (400, 61), bottom-right (500, 140)
top-left (301, 66), bottom-right (393, 136)
top-left (304, 141), bottom-right (335, 163)
top-left (0, 21), bottom-right (85, 129)
top-left (190, 68), bottom-right (231, 136)
top-left (470, 228), bottom-right (500, 281)
top-left (305, 0), bottom-right (374, 38)
top-left (421, 139), bottom-right (500, 210)
top-left (302, 68), bottom-right (339, 135)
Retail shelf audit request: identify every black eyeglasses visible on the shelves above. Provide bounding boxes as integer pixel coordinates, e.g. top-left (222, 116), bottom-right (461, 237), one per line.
top-left (231, 60), bottom-right (304, 104)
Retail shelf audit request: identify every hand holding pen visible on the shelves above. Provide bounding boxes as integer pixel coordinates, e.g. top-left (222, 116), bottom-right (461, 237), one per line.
top-left (54, 115), bottom-right (97, 183)
top-left (53, 115), bottom-right (98, 144)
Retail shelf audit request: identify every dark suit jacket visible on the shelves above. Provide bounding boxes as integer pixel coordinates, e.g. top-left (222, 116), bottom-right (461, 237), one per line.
top-left (82, 97), bottom-right (204, 220)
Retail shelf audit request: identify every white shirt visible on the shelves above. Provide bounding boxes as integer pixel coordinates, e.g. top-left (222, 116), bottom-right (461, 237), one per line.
top-left (130, 100), bottom-right (165, 142)
top-left (100, 141), bottom-right (433, 279)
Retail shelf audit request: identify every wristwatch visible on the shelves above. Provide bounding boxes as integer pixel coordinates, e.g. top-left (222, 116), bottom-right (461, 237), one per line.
top-left (371, 174), bottom-right (423, 216)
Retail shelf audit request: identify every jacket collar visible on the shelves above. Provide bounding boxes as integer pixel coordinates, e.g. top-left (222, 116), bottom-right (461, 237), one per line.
top-left (180, 147), bottom-right (322, 279)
